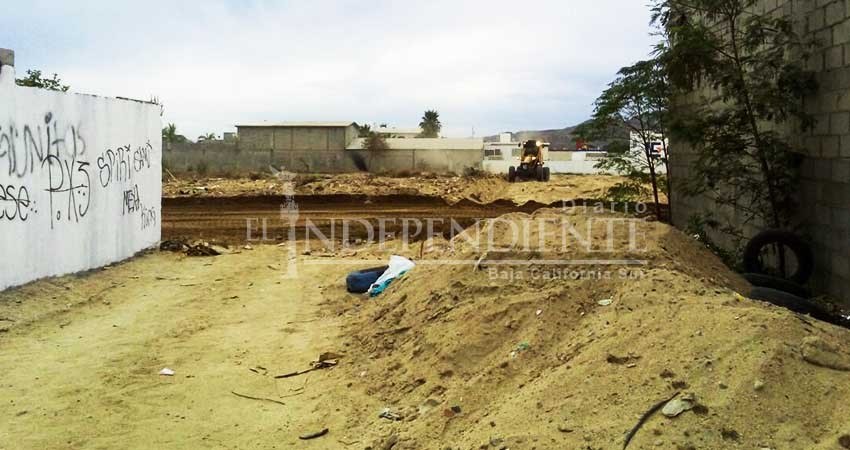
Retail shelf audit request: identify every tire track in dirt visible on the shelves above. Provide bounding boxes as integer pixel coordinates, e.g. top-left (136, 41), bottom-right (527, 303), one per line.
top-left (162, 194), bottom-right (560, 243)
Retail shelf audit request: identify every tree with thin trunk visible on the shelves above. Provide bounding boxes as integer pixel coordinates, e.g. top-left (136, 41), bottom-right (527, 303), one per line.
top-left (580, 58), bottom-right (671, 220)
top-left (652, 0), bottom-right (817, 242)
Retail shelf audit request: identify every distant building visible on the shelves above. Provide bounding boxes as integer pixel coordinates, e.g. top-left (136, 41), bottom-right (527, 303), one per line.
top-left (483, 132), bottom-right (518, 160)
top-left (346, 137), bottom-right (483, 173)
top-left (373, 126), bottom-right (424, 139)
top-left (629, 131), bottom-right (668, 159)
top-left (235, 121), bottom-right (360, 151)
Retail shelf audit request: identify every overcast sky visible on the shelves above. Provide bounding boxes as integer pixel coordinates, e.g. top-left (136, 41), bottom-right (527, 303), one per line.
top-left (3, 1), bottom-right (659, 139)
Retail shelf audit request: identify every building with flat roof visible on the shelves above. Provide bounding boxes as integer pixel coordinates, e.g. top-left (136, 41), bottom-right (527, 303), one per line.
top-left (234, 121), bottom-right (360, 152)
top-left (373, 126), bottom-right (424, 139)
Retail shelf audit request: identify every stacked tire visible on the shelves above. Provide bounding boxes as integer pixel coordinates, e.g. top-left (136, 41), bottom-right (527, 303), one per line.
top-left (740, 230), bottom-right (849, 327)
top-left (743, 230), bottom-right (813, 309)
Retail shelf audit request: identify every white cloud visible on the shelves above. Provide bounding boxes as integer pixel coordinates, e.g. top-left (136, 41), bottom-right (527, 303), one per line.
top-left (2, 0), bottom-right (659, 139)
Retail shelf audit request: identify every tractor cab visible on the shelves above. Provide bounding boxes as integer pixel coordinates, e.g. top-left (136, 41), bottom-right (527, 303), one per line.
top-left (508, 140), bottom-right (550, 182)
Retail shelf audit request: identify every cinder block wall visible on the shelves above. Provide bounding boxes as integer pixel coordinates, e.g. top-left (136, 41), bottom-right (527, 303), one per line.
top-left (669, 0), bottom-right (850, 301)
top-left (162, 142), bottom-right (484, 174)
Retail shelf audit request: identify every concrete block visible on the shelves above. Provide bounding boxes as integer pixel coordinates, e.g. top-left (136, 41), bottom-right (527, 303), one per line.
top-left (801, 179), bottom-right (822, 203)
top-left (809, 225), bottom-right (833, 246)
top-left (832, 158), bottom-right (850, 181)
top-left (839, 67), bottom-right (850, 88)
top-left (832, 254), bottom-right (850, 277)
top-left (815, 113), bottom-right (831, 135)
top-left (838, 91), bottom-right (850, 110)
top-left (808, 51), bottom-right (826, 71)
top-left (823, 135), bottom-right (841, 156)
top-left (795, 0), bottom-right (815, 13)
top-left (0, 48), bottom-right (13, 67)
top-left (826, 45), bottom-right (845, 68)
top-left (815, 158), bottom-right (833, 179)
top-left (835, 19), bottom-right (850, 44)
top-left (833, 206), bottom-right (850, 229)
top-left (831, 111), bottom-right (850, 133)
top-left (823, 181), bottom-right (850, 205)
top-left (823, 90), bottom-right (842, 111)
top-left (841, 135), bottom-right (850, 156)
top-left (272, 128), bottom-right (293, 151)
top-left (816, 204), bottom-right (833, 224)
top-left (805, 136), bottom-right (823, 156)
top-left (817, 27), bottom-right (834, 47)
top-left (810, 6), bottom-right (827, 29)
top-left (835, 227), bottom-right (850, 252)
top-left (826, 1), bottom-right (846, 25)
top-left (844, 44), bottom-right (850, 66)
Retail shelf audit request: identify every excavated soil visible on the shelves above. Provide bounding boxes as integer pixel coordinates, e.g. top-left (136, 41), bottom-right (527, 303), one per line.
top-left (3, 183), bottom-right (849, 450)
top-left (162, 173), bottom-right (654, 205)
top-left (321, 209), bottom-right (850, 449)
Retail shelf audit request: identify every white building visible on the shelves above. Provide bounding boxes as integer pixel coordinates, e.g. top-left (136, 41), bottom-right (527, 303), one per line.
top-left (374, 126), bottom-right (424, 139)
top-left (483, 133), bottom-right (519, 160)
top-left (629, 131), bottom-right (668, 159)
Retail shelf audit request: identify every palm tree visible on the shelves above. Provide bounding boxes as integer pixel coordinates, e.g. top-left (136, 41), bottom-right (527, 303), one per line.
top-left (198, 132), bottom-right (217, 141)
top-left (162, 123), bottom-right (178, 149)
top-left (357, 123), bottom-right (372, 138)
top-left (418, 110), bottom-right (441, 138)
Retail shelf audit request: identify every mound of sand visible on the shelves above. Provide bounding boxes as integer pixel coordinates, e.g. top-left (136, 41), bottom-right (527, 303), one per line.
top-left (329, 209), bottom-right (850, 449)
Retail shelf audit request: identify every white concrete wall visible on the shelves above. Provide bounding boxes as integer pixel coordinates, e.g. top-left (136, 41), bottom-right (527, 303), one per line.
top-left (482, 159), bottom-right (614, 175)
top-left (0, 64), bottom-right (161, 290)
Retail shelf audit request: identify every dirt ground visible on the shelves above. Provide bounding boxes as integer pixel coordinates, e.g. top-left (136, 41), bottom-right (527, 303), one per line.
top-left (4, 178), bottom-right (850, 450)
top-left (162, 173), bottom-right (659, 205)
top-left (0, 247), bottom-right (374, 449)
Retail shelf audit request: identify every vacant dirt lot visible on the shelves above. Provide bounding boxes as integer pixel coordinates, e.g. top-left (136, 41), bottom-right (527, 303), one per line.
top-left (3, 177), bottom-right (850, 450)
top-left (0, 247), bottom-right (373, 449)
top-left (163, 173), bottom-right (657, 205)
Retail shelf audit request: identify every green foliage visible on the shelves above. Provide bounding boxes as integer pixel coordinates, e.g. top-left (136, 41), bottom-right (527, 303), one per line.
top-left (162, 123), bottom-right (188, 145)
top-left (15, 69), bottom-right (69, 92)
top-left (362, 131), bottom-right (389, 151)
top-left (584, 58), bottom-right (671, 219)
top-left (685, 213), bottom-right (743, 270)
top-left (418, 110), bottom-right (442, 138)
top-left (653, 0), bottom-right (818, 235)
top-left (162, 123), bottom-right (178, 143)
top-left (605, 140), bottom-right (630, 155)
top-left (198, 133), bottom-right (217, 141)
top-left (357, 123), bottom-right (372, 138)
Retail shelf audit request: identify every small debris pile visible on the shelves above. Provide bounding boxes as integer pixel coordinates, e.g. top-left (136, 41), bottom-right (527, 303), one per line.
top-left (159, 239), bottom-right (230, 257)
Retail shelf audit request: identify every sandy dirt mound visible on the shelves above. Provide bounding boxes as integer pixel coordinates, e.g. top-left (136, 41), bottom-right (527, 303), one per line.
top-left (326, 209), bottom-right (850, 449)
top-left (162, 173), bottom-right (651, 205)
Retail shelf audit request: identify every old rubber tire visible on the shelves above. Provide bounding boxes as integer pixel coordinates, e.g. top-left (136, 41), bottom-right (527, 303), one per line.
top-left (543, 167), bottom-right (551, 182)
top-left (743, 230), bottom-right (814, 284)
top-left (535, 166), bottom-right (544, 181)
top-left (748, 286), bottom-right (811, 314)
top-left (743, 273), bottom-right (810, 299)
top-left (749, 287), bottom-right (850, 328)
top-left (508, 166), bottom-right (516, 182)
top-left (346, 266), bottom-right (388, 294)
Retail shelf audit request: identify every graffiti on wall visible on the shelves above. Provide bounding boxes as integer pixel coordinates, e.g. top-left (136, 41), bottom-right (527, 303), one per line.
top-left (0, 112), bottom-right (157, 229)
